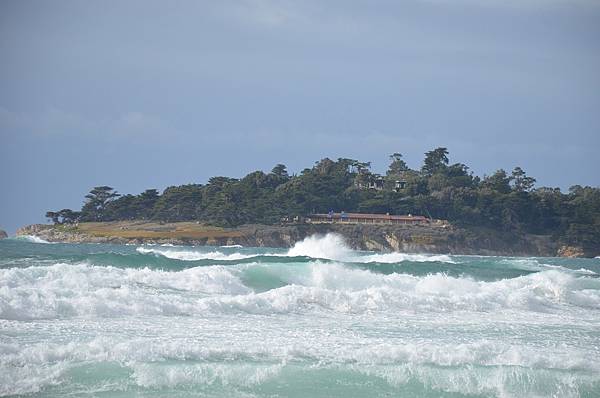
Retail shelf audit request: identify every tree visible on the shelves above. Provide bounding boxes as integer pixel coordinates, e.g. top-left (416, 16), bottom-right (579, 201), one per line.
top-left (271, 164), bottom-right (289, 179)
top-left (355, 161), bottom-right (371, 174)
top-left (511, 167), bottom-right (536, 192)
top-left (58, 209), bottom-right (80, 224)
top-left (314, 158), bottom-right (337, 175)
top-left (387, 153), bottom-right (408, 176)
top-left (81, 186), bottom-right (120, 221)
top-left (152, 184), bottom-right (203, 222)
top-left (337, 158), bottom-right (359, 174)
top-left (46, 211), bottom-right (60, 224)
top-left (139, 189), bottom-right (159, 202)
top-left (138, 189), bottom-right (160, 218)
top-left (422, 147), bottom-right (449, 175)
top-left (482, 170), bottom-right (512, 194)
top-left (46, 209), bottom-right (80, 224)
top-left (43, 154), bottom-right (600, 257)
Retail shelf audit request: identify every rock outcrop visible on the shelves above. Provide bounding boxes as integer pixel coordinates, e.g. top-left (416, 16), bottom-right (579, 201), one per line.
top-left (556, 245), bottom-right (586, 258)
top-left (14, 221), bottom-right (577, 257)
top-left (0, 229), bottom-right (7, 239)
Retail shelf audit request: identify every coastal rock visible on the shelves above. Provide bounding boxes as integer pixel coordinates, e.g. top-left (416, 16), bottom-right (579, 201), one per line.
top-left (557, 245), bottom-right (586, 258)
top-left (16, 224), bottom-right (51, 237)
top-left (14, 221), bottom-right (570, 257)
top-left (0, 229), bottom-right (7, 239)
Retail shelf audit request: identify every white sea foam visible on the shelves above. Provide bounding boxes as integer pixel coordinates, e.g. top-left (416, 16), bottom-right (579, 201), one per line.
top-left (0, 359), bottom-right (67, 396)
top-left (135, 234), bottom-right (455, 264)
top-left (2, 261), bottom-right (599, 321)
top-left (131, 362), bottom-right (284, 389)
top-left (201, 266), bottom-right (600, 315)
top-left (3, 240), bottom-right (599, 397)
top-left (286, 233), bottom-right (455, 263)
top-left (360, 362), bottom-right (596, 398)
top-left (1, 334), bottom-right (597, 397)
top-left (286, 233), bottom-right (353, 261)
top-left (360, 252), bottom-right (455, 263)
top-left (5, 336), bottom-right (596, 373)
top-left (503, 258), bottom-right (598, 275)
top-left (17, 235), bottom-right (53, 244)
top-left (0, 262), bottom-right (251, 320)
top-left (136, 246), bottom-right (257, 261)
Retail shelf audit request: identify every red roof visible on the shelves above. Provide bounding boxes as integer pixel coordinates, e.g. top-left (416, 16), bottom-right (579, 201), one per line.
top-left (310, 213), bottom-right (428, 221)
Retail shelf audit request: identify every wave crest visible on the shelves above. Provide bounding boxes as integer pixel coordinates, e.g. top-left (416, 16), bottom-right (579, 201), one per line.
top-left (2, 261), bottom-right (598, 320)
top-left (136, 246), bottom-right (257, 261)
top-left (2, 335), bottom-right (598, 396)
top-left (15, 235), bottom-right (53, 244)
top-left (286, 233), bottom-right (455, 263)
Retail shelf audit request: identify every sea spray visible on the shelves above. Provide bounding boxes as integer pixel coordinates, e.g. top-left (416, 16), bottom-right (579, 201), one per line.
top-left (286, 233), bottom-right (354, 261)
top-left (14, 235), bottom-right (53, 244)
top-left (286, 233), bottom-right (456, 263)
top-left (135, 233), bottom-right (475, 265)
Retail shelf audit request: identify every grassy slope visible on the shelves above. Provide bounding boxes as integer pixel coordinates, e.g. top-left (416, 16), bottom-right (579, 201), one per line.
top-left (60, 221), bottom-right (246, 240)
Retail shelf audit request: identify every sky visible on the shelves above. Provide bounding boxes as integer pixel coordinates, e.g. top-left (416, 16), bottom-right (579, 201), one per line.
top-left (1, 0), bottom-right (599, 234)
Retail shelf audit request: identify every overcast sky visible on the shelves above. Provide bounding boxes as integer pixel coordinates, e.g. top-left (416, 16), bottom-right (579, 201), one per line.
top-left (1, 0), bottom-right (599, 233)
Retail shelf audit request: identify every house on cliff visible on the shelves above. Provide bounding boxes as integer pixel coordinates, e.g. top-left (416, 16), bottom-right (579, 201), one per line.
top-left (308, 212), bottom-right (429, 225)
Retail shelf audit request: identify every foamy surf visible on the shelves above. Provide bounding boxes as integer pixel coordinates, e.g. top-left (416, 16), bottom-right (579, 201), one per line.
top-left (1, 235), bottom-right (599, 397)
top-left (286, 233), bottom-right (455, 263)
top-left (2, 260), bottom-right (599, 320)
top-left (15, 235), bottom-right (53, 244)
top-left (136, 246), bottom-right (258, 261)
top-left (502, 257), bottom-right (599, 275)
top-left (2, 334), bottom-right (598, 397)
top-left (135, 233), bottom-right (456, 264)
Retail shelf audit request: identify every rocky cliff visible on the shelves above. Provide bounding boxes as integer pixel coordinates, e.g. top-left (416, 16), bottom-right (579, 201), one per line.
top-left (14, 220), bottom-right (579, 257)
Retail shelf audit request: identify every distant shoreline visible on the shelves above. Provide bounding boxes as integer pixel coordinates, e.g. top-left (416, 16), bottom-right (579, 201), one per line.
top-left (15, 220), bottom-right (595, 258)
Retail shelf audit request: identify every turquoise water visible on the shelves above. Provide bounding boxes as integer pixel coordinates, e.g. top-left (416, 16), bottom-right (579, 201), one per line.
top-left (1, 234), bottom-right (600, 397)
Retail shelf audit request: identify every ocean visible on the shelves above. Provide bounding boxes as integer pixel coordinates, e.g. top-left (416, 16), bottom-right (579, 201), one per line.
top-left (1, 234), bottom-right (599, 397)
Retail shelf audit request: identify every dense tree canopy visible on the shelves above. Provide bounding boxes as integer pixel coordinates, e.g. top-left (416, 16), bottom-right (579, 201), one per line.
top-left (80, 186), bottom-right (120, 221)
top-left (47, 148), bottom-right (600, 252)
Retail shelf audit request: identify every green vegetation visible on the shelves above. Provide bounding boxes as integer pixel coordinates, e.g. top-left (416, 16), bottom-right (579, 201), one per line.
top-left (47, 149), bottom-right (600, 253)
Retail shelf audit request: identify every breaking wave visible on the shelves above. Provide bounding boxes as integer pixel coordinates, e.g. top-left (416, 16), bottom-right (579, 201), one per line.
top-left (136, 233), bottom-right (455, 265)
top-left (2, 260), bottom-right (599, 321)
top-left (285, 233), bottom-right (455, 263)
top-left (501, 257), bottom-right (598, 276)
top-left (2, 335), bottom-right (599, 397)
top-left (136, 246), bottom-right (259, 261)
top-left (15, 235), bottom-right (53, 244)
top-left (2, 234), bottom-right (600, 397)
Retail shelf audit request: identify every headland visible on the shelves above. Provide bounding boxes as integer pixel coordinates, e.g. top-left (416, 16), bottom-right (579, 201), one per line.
top-left (15, 220), bottom-right (589, 257)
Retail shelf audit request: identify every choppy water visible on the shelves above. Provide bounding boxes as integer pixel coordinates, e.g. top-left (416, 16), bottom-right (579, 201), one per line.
top-left (1, 234), bottom-right (600, 397)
